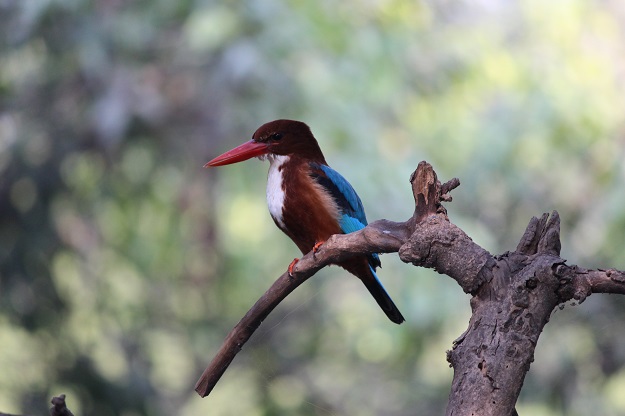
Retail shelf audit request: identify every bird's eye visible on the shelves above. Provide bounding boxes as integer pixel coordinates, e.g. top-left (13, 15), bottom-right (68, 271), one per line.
top-left (272, 133), bottom-right (283, 141)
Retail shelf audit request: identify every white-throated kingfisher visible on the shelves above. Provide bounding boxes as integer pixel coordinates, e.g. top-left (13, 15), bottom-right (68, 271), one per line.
top-left (205, 120), bottom-right (405, 324)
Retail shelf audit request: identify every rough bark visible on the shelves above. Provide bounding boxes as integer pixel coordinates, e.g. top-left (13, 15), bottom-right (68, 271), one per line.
top-left (194, 161), bottom-right (625, 415)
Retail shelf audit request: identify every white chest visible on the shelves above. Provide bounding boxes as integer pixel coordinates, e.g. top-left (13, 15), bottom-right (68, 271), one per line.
top-left (266, 155), bottom-right (288, 228)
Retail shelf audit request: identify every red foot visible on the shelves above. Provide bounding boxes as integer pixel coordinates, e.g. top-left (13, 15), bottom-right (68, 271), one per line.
top-left (312, 240), bottom-right (325, 254)
top-left (288, 258), bottom-right (299, 277)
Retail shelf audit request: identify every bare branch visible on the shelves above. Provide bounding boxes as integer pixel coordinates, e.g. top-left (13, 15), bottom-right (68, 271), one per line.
top-left (194, 215), bottom-right (431, 396)
top-left (50, 395), bottom-right (74, 416)
top-left (194, 160), bottom-right (625, 416)
top-left (195, 270), bottom-right (306, 397)
top-left (195, 161), bottom-right (460, 397)
top-left (555, 265), bottom-right (625, 303)
top-left (0, 394), bottom-right (74, 416)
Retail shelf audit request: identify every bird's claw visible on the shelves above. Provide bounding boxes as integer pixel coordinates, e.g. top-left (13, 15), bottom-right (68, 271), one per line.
top-left (312, 241), bottom-right (325, 255)
top-left (288, 258), bottom-right (299, 278)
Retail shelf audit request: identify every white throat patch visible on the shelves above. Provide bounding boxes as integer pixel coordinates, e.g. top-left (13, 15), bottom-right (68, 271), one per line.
top-left (266, 155), bottom-right (288, 228)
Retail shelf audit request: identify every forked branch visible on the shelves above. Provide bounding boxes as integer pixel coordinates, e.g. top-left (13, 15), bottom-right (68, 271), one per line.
top-left (194, 161), bottom-right (625, 416)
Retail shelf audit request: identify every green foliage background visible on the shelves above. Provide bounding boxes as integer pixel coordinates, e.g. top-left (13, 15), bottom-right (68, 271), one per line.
top-left (1, 0), bottom-right (625, 414)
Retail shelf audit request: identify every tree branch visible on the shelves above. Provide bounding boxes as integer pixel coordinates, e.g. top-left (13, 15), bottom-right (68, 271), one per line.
top-left (194, 216), bottom-right (412, 397)
top-left (555, 265), bottom-right (625, 302)
top-left (195, 161), bottom-right (454, 397)
top-left (194, 161), bottom-right (625, 416)
top-left (49, 395), bottom-right (74, 416)
top-left (0, 394), bottom-right (74, 416)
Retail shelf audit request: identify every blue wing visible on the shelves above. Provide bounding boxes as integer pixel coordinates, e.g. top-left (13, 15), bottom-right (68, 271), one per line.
top-left (309, 163), bottom-right (381, 269)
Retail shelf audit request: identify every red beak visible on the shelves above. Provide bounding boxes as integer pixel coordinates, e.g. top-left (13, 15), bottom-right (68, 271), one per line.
top-left (204, 140), bottom-right (270, 167)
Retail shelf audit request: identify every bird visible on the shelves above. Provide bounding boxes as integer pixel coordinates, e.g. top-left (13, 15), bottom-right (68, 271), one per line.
top-left (205, 119), bottom-right (405, 324)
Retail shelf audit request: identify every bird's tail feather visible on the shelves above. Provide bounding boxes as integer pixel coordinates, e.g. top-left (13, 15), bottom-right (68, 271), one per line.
top-left (362, 266), bottom-right (405, 325)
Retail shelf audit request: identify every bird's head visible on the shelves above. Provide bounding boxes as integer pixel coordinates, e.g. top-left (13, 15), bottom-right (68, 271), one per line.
top-left (205, 119), bottom-right (326, 167)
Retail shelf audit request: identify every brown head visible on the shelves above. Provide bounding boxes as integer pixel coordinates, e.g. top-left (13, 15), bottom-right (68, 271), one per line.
top-left (205, 119), bottom-right (326, 167)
